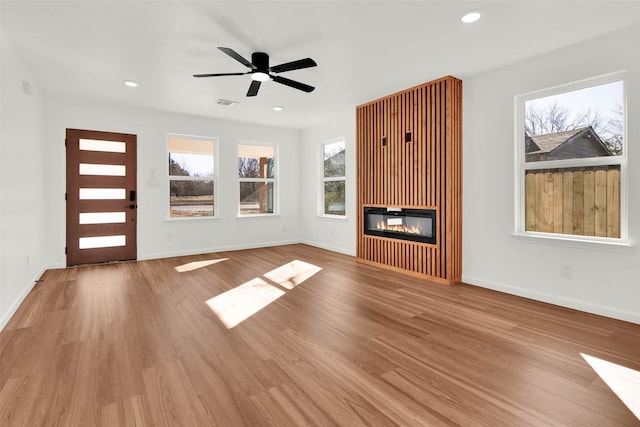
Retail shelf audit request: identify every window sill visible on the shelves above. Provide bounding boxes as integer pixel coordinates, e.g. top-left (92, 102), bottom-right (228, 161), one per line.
top-left (317, 214), bottom-right (348, 221)
top-left (166, 216), bottom-right (221, 222)
top-left (510, 232), bottom-right (633, 253)
top-left (236, 213), bottom-right (280, 218)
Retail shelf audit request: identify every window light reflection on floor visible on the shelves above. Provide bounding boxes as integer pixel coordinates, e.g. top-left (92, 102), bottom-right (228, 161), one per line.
top-left (175, 258), bottom-right (228, 273)
top-left (205, 259), bottom-right (322, 329)
top-left (581, 353), bottom-right (640, 420)
top-left (206, 278), bottom-right (285, 329)
top-left (263, 259), bottom-right (322, 290)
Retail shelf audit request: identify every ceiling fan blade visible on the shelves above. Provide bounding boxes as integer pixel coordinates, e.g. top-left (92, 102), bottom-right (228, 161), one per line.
top-left (271, 75), bottom-right (315, 93)
top-left (247, 80), bottom-right (261, 97)
top-left (269, 58), bottom-right (317, 73)
top-left (193, 72), bottom-right (248, 78)
top-left (218, 47), bottom-right (256, 69)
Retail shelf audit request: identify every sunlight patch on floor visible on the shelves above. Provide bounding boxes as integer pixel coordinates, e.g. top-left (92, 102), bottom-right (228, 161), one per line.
top-left (263, 260), bottom-right (322, 290)
top-left (205, 259), bottom-right (322, 328)
top-left (581, 353), bottom-right (640, 420)
top-left (175, 258), bottom-right (228, 273)
top-left (205, 278), bottom-right (285, 328)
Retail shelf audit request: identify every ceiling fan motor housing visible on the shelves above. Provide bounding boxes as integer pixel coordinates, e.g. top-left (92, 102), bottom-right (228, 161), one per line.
top-left (251, 52), bottom-right (269, 71)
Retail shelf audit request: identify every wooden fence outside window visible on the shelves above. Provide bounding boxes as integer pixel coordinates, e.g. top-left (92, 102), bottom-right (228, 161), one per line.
top-left (525, 165), bottom-right (620, 238)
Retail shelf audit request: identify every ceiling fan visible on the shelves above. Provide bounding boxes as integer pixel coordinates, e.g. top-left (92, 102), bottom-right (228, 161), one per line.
top-left (194, 47), bottom-right (317, 97)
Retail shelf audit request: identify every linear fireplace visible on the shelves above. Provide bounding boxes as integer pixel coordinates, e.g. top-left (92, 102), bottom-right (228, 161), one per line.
top-left (363, 207), bottom-right (436, 244)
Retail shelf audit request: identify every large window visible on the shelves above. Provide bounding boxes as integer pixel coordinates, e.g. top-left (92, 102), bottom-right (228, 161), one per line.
top-left (168, 134), bottom-right (217, 218)
top-left (321, 138), bottom-right (346, 216)
top-left (238, 143), bottom-right (277, 215)
top-left (516, 73), bottom-right (626, 241)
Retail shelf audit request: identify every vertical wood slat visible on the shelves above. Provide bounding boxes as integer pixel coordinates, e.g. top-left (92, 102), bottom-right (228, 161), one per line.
top-left (594, 169), bottom-right (607, 237)
top-left (356, 76), bottom-right (462, 284)
top-left (563, 171), bottom-right (574, 234)
top-left (552, 172), bottom-right (564, 234)
top-left (541, 172), bottom-right (554, 233)
top-left (583, 170), bottom-right (595, 235)
top-left (436, 81), bottom-right (443, 279)
top-left (607, 168), bottom-right (620, 237)
top-left (572, 171), bottom-right (584, 235)
top-left (417, 87), bottom-right (423, 207)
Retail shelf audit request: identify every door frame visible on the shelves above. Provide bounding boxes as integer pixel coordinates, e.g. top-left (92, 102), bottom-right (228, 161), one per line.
top-left (65, 128), bottom-right (138, 266)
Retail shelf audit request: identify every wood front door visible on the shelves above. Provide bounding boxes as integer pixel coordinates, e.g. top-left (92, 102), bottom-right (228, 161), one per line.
top-left (66, 128), bottom-right (137, 266)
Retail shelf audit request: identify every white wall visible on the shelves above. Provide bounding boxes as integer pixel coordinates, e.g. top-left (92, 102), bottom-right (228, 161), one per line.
top-left (300, 108), bottom-right (356, 255)
top-left (43, 98), bottom-right (303, 266)
top-left (0, 32), bottom-right (50, 329)
top-left (463, 24), bottom-right (640, 324)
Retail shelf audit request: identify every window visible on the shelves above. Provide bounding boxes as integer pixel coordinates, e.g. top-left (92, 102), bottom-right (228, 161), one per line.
top-left (168, 134), bottom-right (217, 218)
top-left (516, 73), bottom-right (626, 241)
top-left (321, 138), bottom-right (346, 216)
top-left (238, 143), bottom-right (277, 215)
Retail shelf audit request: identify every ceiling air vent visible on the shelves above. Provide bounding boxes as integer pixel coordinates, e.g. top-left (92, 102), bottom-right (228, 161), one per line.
top-left (216, 99), bottom-right (239, 107)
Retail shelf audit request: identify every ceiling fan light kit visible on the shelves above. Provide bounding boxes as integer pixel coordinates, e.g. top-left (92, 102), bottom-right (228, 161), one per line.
top-left (251, 72), bottom-right (270, 82)
top-left (194, 47), bottom-right (317, 97)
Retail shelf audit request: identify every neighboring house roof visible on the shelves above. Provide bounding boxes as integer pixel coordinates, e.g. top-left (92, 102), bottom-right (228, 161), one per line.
top-left (525, 126), bottom-right (612, 156)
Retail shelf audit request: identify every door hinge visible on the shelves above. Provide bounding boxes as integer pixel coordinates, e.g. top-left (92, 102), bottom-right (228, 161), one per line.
top-left (65, 193), bottom-right (67, 201)
top-left (65, 247), bottom-right (67, 255)
top-left (65, 139), bottom-right (67, 147)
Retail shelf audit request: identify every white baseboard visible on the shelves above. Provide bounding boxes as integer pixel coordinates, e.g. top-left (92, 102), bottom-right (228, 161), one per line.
top-left (139, 239), bottom-right (303, 261)
top-left (301, 240), bottom-right (356, 257)
top-left (0, 263), bottom-right (55, 331)
top-left (463, 275), bottom-right (640, 325)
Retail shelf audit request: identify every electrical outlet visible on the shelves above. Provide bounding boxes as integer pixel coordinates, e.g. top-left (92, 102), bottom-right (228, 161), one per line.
top-left (26, 255), bottom-right (30, 266)
top-left (167, 234), bottom-right (174, 242)
top-left (560, 264), bottom-right (572, 279)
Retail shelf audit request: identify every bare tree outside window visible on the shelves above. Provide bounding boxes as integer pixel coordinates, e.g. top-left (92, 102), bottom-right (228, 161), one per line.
top-left (322, 139), bottom-right (346, 216)
top-left (238, 144), bottom-right (276, 215)
top-left (519, 77), bottom-right (625, 240)
top-left (168, 135), bottom-right (217, 218)
top-left (525, 80), bottom-right (623, 158)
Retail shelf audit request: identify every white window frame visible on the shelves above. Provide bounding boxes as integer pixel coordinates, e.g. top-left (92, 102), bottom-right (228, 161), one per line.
top-left (237, 141), bottom-right (279, 217)
top-left (514, 71), bottom-right (629, 246)
top-left (167, 133), bottom-right (219, 220)
top-left (319, 137), bottom-right (347, 218)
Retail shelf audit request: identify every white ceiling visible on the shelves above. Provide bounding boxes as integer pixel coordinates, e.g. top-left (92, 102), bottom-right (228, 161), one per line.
top-left (3, 1), bottom-right (640, 129)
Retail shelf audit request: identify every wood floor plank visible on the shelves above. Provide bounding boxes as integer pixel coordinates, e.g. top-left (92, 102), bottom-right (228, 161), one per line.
top-left (142, 360), bottom-right (212, 426)
top-left (0, 244), bottom-right (638, 426)
top-left (97, 394), bottom-right (154, 427)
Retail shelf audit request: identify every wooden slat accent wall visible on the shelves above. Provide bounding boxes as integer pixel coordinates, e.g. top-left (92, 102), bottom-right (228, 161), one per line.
top-left (356, 76), bottom-right (462, 285)
top-left (525, 165), bottom-right (620, 238)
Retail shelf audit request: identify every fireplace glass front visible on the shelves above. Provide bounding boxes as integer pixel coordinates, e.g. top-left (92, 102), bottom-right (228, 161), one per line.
top-left (364, 207), bottom-right (436, 244)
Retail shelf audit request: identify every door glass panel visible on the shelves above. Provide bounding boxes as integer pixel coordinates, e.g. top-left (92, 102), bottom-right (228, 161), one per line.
top-left (79, 235), bottom-right (126, 249)
top-left (79, 188), bottom-right (126, 200)
top-left (79, 139), bottom-right (126, 153)
top-left (79, 212), bottom-right (126, 224)
top-left (79, 163), bottom-right (126, 176)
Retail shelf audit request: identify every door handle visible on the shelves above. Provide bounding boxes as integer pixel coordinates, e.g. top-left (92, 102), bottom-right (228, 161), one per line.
top-left (126, 204), bottom-right (137, 209)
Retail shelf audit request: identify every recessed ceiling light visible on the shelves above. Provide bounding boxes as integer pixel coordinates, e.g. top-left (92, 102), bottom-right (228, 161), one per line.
top-left (273, 106), bottom-right (284, 112)
top-left (123, 80), bottom-right (139, 88)
top-left (461, 10), bottom-right (482, 23)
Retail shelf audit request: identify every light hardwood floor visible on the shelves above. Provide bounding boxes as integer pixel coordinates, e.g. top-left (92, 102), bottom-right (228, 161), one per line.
top-left (1, 244), bottom-right (638, 426)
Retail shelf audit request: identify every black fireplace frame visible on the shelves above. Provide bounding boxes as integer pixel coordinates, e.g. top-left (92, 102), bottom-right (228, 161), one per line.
top-left (363, 207), bottom-right (436, 244)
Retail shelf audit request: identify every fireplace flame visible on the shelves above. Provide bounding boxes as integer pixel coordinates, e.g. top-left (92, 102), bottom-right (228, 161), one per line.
top-left (376, 221), bottom-right (423, 235)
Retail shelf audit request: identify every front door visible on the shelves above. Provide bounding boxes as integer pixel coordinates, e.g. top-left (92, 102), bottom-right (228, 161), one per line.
top-left (66, 128), bottom-right (137, 266)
